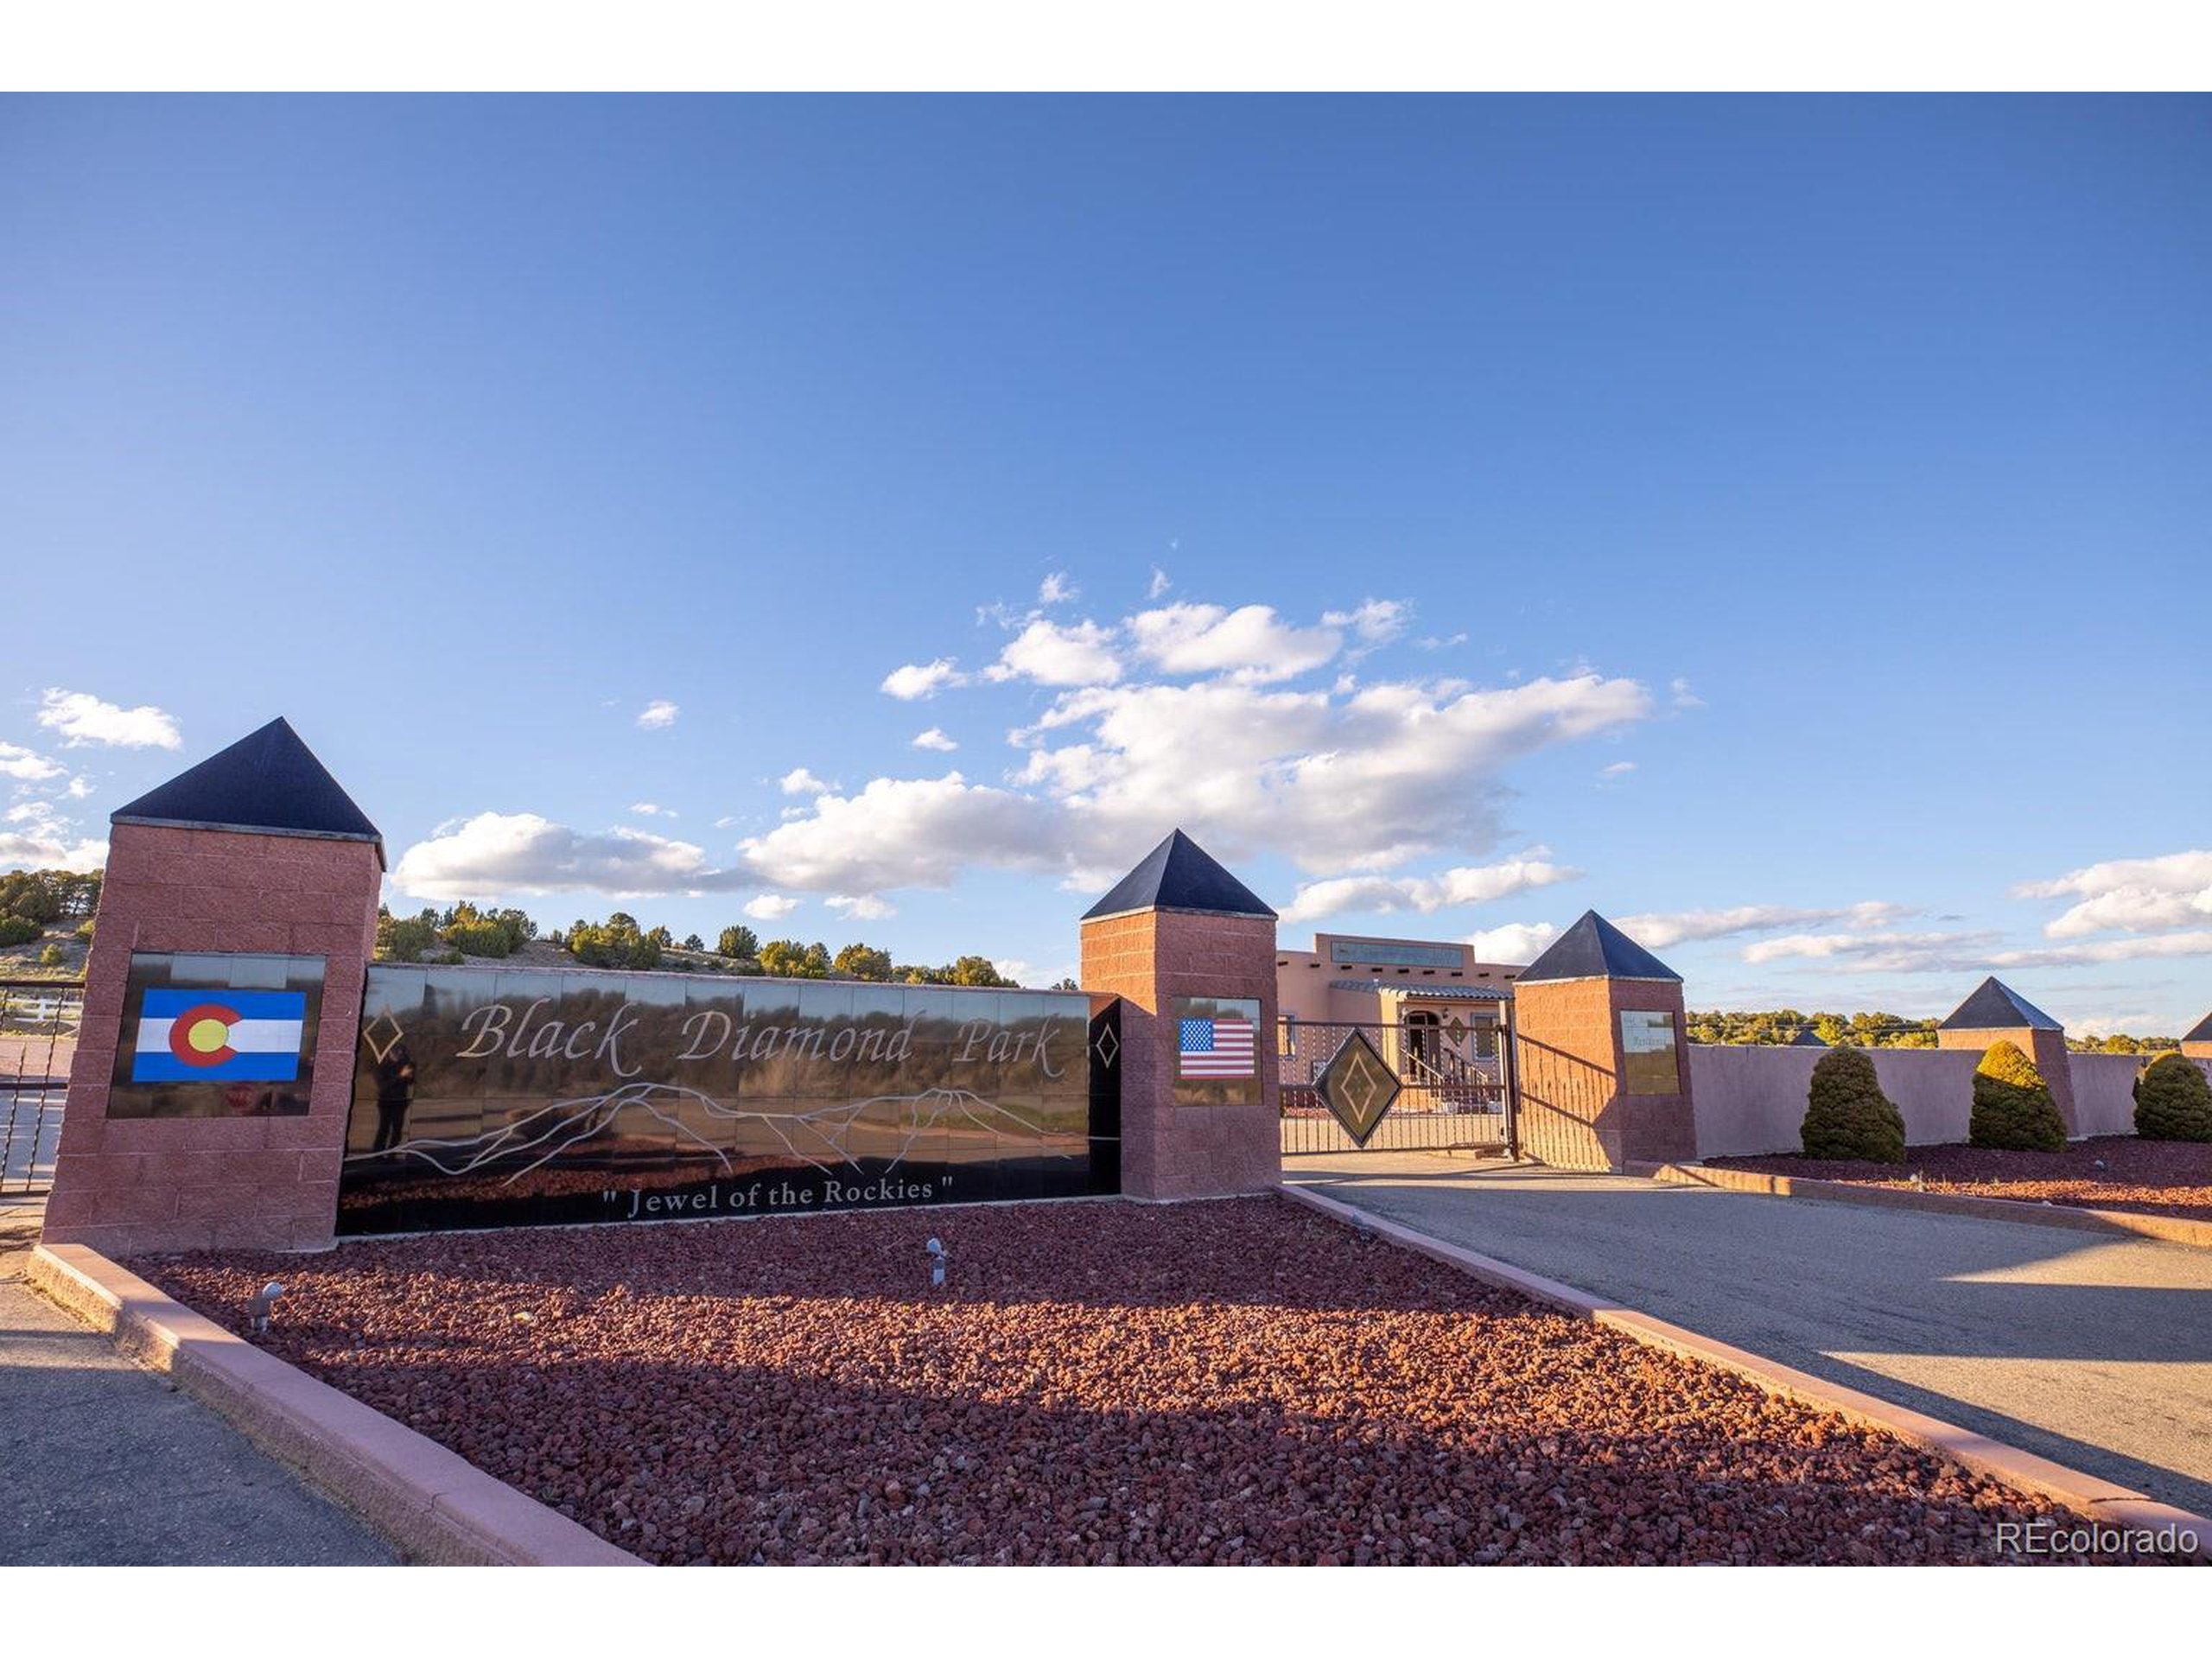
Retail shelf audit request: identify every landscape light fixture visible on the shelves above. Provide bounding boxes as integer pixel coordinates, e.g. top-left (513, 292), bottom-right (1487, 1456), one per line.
top-left (249, 1281), bottom-right (285, 1332)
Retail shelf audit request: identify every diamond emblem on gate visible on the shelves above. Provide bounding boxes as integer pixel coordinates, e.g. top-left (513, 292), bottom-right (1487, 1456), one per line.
top-left (1316, 1028), bottom-right (1399, 1147)
top-left (1444, 1015), bottom-right (1468, 1044)
top-left (361, 1010), bottom-right (407, 1065)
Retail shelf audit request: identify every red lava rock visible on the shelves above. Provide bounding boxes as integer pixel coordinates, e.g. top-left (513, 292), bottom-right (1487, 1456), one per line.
top-left (1715, 1135), bottom-right (2212, 1222)
top-left (135, 1196), bottom-right (2188, 1566)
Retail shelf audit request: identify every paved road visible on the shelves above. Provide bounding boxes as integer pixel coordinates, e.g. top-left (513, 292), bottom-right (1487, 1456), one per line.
top-left (1285, 1153), bottom-right (2212, 1518)
top-left (0, 1198), bottom-right (396, 1566)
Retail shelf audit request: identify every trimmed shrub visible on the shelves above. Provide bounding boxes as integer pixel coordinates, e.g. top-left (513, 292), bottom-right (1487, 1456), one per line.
top-left (1969, 1039), bottom-right (2068, 1152)
top-left (1800, 1046), bottom-right (1906, 1162)
top-left (2134, 1052), bottom-right (2212, 1143)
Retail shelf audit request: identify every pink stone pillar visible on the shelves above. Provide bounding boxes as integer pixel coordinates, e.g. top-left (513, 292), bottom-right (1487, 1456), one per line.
top-left (1510, 911), bottom-right (1696, 1172)
top-left (42, 720), bottom-right (383, 1255)
top-left (1078, 830), bottom-right (1280, 1201)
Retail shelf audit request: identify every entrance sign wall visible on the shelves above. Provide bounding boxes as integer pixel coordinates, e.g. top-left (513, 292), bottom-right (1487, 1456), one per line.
top-left (341, 964), bottom-right (1121, 1233)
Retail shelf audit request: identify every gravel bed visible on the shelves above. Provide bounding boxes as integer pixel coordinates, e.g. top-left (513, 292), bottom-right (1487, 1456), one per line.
top-left (139, 1197), bottom-right (2180, 1565)
top-left (1713, 1136), bottom-right (2212, 1223)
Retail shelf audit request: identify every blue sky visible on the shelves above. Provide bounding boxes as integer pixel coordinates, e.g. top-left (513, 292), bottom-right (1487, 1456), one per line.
top-left (4, 96), bottom-right (2208, 1029)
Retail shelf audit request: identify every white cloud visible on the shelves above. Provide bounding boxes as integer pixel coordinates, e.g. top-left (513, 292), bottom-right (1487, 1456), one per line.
top-left (0, 743), bottom-right (64, 782)
top-left (0, 798), bottom-right (106, 871)
top-left (984, 619), bottom-right (1123, 688)
top-left (912, 728), bottom-right (958, 753)
top-left (2014, 849), bottom-right (2212, 939)
top-left (1466, 922), bottom-right (1559, 963)
top-left (1598, 760), bottom-right (1636, 781)
top-left (65, 776), bottom-right (92, 799)
top-left (391, 812), bottom-right (749, 900)
top-left (1989, 931), bottom-right (2212, 969)
top-left (1417, 632), bottom-right (1468, 651)
top-left (741, 772), bottom-right (1061, 893)
top-left (37, 689), bottom-right (181, 750)
top-left (1279, 855), bottom-right (1582, 925)
top-left (1669, 678), bottom-right (1705, 712)
top-left (1015, 670), bottom-right (1652, 876)
top-left (826, 893), bottom-right (897, 921)
top-left (1127, 602), bottom-right (1341, 683)
top-left (1742, 930), bottom-right (2001, 972)
top-left (1321, 598), bottom-right (1410, 649)
top-left (1616, 901), bottom-right (1916, 951)
top-left (636, 700), bottom-right (680, 730)
top-left (1038, 572), bottom-right (1077, 606)
top-left (880, 658), bottom-right (966, 701)
top-left (743, 893), bottom-right (801, 922)
top-left (1147, 567), bottom-right (1172, 600)
top-left (628, 801), bottom-right (671, 817)
top-left (779, 767), bottom-right (833, 797)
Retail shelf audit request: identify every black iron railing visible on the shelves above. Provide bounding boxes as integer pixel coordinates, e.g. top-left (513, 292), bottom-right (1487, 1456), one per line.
top-left (2, 978), bottom-right (82, 1196)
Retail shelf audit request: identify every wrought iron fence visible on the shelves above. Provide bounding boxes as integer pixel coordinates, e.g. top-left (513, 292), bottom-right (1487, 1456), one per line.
top-left (2, 978), bottom-right (82, 1196)
top-left (1278, 1018), bottom-right (1515, 1156)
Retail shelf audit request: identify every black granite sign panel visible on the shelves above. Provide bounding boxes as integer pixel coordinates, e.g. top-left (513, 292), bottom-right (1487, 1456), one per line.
top-left (340, 963), bottom-right (1120, 1233)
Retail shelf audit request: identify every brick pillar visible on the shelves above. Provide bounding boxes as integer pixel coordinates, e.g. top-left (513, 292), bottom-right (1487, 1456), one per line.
top-left (1077, 830), bottom-right (1280, 1201)
top-left (43, 720), bottom-right (383, 1256)
top-left (1936, 1025), bottom-right (2081, 1135)
top-left (1509, 911), bottom-right (1695, 1173)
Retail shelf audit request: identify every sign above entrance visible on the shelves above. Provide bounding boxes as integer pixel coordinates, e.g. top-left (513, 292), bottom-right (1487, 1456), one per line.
top-left (1328, 939), bottom-right (1465, 970)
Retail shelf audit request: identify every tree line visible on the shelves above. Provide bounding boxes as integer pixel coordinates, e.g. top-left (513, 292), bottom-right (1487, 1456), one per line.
top-left (372, 903), bottom-right (1026, 987)
top-left (1688, 1007), bottom-right (2183, 1051)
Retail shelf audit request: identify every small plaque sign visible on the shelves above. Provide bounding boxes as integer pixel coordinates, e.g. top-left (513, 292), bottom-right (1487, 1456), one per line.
top-left (1619, 1009), bottom-right (1681, 1094)
top-left (1171, 995), bottom-right (1262, 1107)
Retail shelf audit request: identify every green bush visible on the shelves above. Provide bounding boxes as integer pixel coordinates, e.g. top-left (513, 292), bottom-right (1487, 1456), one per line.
top-left (443, 920), bottom-right (513, 958)
top-left (1800, 1046), bottom-right (1906, 1162)
top-left (36, 944), bottom-right (64, 968)
top-left (2134, 1052), bottom-right (2212, 1142)
top-left (0, 915), bottom-right (41, 948)
top-left (1969, 1040), bottom-right (2068, 1152)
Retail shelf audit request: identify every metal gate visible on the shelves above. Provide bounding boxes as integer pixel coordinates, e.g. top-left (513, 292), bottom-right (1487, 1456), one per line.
top-left (2, 979), bottom-right (81, 1197)
top-left (1279, 1017), bottom-right (1516, 1156)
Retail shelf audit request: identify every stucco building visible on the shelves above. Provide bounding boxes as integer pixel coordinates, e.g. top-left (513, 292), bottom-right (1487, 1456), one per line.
top-left (1274, 932), bottom-right (1525, 1086)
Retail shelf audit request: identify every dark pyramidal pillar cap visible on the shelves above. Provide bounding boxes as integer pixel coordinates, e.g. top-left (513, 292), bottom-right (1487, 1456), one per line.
top-left (1083, 829), bottom-right (1276, 922)
top-left (1516, 910), bottom-right (1680, 984)
top-left (111, 716), bottom-right (384, 865)
top-left (1939, 976), bottom-right (2062, 1032)
top-left (2186, 1011), bottom-right (2212, 1044)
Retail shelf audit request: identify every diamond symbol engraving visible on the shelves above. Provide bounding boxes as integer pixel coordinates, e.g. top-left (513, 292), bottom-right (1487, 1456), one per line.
top-left (1316, 1028), bottom-right (1399, 1147)
top-left (361, 1010), bottom-right (407, 1065)
top-left (1091, 1023), bottom-right (1120, 1069)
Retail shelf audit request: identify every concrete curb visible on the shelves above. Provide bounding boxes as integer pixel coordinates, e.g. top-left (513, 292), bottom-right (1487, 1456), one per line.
top-left (1277, 1181), bottom-right (2212, 1560)
top-left (26, 1243), bottom-right (644, 1567)
top-left (1635, 1160), bottom-right (2212, 1251)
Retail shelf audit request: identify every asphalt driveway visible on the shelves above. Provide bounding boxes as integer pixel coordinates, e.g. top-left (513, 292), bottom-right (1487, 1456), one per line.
top-left (1283, 1153), bottom-right (2212, 1518)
